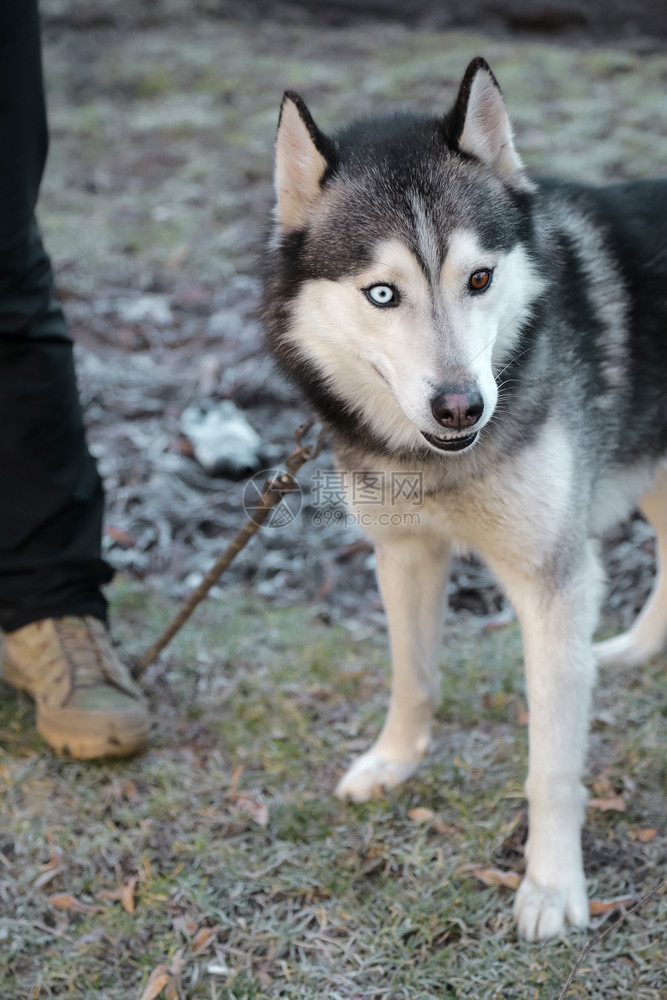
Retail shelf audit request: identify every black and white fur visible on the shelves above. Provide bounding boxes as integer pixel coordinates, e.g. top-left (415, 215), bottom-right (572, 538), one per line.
top-left (263, 57), bottom-right (667, 941)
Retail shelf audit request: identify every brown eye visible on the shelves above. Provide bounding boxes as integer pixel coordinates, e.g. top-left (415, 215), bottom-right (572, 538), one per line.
top-left (469, 269), bottom-right (493, 293)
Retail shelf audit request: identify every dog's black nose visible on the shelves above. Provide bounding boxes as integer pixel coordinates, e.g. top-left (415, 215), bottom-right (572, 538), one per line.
top-left (431, 385), bottom-right (484, 429)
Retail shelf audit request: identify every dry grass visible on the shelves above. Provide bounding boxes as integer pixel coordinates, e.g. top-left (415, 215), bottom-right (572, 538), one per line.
top-left (1, 582), bottom-right (665, 998)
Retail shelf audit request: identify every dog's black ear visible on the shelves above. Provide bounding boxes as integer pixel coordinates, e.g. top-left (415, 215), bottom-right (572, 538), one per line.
top-left (275, 92), bottom-right (333, 232)
top-left (448, 57), bottom-right (533, 192)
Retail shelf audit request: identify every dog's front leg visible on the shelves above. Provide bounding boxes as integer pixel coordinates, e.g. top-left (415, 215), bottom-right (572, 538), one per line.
top-left (336, 532), bottom-right (450, 802)
top-left (506, 543), bottom-right (603, 941)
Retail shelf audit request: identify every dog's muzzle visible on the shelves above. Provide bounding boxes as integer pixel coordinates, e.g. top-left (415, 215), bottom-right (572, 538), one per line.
top-left (421, 429), bottom-right (479, 452)
top-left (423, 383), bottom-right (483, 452)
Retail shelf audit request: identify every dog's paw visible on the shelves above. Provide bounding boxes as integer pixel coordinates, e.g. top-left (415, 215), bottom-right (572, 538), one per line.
top-left (595, 631), bottom-right (661, 669)
top-left (514, 875), bottom-right (589, 942)
top-left (335, 749), bottom-right (422, 802)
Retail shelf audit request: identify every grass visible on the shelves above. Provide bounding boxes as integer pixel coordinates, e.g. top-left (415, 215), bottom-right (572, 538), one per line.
top-left (1, 581), bottom-right (665, 999)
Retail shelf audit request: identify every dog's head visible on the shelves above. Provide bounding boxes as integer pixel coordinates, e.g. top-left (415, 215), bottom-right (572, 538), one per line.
top-left (265, 57), bottom-right (546, 456)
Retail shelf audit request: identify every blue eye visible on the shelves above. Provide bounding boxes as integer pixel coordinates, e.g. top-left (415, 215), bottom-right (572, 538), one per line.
top-left (365, 284), bottom-right (398, 307)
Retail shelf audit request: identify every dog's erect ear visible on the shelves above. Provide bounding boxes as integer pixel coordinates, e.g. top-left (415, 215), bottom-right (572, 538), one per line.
top-left (448, 57), bottom-right (533, 192)
top-left (275, 92), bottom-right (332, 232)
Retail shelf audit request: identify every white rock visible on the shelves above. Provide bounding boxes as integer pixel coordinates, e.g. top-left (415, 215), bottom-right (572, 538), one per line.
top-left (180, 399), bottom-right (262, 478)
top-left (118, 294), bottom-right (173, 326)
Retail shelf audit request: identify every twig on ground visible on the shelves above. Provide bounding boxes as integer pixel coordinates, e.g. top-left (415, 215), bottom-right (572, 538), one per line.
top-left (557, 880), bottom-right (664, 1000)
top-left (138, 418), bottom-right (325, 671)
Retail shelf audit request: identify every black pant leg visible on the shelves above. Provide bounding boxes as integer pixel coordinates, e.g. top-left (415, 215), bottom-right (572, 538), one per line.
top-left (0, 0), bottom-right (113, 633)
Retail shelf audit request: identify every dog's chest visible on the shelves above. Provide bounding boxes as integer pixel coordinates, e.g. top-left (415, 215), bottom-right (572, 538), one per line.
top-left (338, 421), bottom-right (578, 570)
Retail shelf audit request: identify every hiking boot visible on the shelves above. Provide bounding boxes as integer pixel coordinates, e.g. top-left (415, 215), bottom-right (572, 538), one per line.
top-left (1, 615), bottom-right (148, 759)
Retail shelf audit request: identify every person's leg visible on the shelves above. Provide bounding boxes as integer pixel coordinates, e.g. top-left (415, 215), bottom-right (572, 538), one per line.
top-left (0, 0), bottom-right (113, 633)
top-left (0, 0), bottom-right (148, 757)
top-left (0, 315), bottom-right (113, 632)
top-left (0, 0), bottom-right (113, 632)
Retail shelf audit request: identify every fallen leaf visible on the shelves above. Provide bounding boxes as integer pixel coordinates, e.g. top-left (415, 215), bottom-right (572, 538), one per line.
top-left (589, 895), bottom-right (637, 916)
top-left (336, 672), bottom-right (365, 686)
top-left (105, 525), bottom-right (137, 549)
top-left (165, 979), bottom-right (179, 1000)
top-left (482, 691), bottom-right (506, 711)
top-left (407, 807), bottom-right (458, 836)
top-left (231, 794), bottom-right (269, 827)
top-left (172, 916), bottom-right (198, 938)
top-left (123, 779), bottom-right (139, 800)
top-left (431, 817), bottom-right (460, 836)
top-left (174, 436), bottom-right (195, 457)
top-left (257, 967), bottom-right (273, 989)
top-left (101, 777), bottom-right (139, 805)
top-left (227, 765), bottom-right (245, 796)
top-left (192, 925), bottom-right (219, 955)
top-left (592, 776), bottom-right (617, 798)
top-left (98, 877), bottom-right (137, 914)
top-left (408, 807), bottom-right (434, 824)
top-left (589, 795), bottom-right (626, 812)
top-left (97, 887), bottom-right (121, 904)
top-left (169, 949), bottom-right (185, 977)
top-left (46, 893), bottom-right (102, 914)
top-left (121, 878), bottom-right (138, 914)
top-left (46, 834), bottom-right (65, 867)
top-left (460, 865), bottom-right (521, 890)
top-left (33, 864), bottom-right (67, 890)
top-left (138, 965), bottom-right (170, 1000)
top-left (34, 836), bottom-right (67, 889)
top-left (633, 827), bottom-right (658, 843)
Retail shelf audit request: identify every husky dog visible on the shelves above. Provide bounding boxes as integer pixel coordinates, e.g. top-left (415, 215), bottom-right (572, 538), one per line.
top-left (263, 57), bottom-right (667, 941)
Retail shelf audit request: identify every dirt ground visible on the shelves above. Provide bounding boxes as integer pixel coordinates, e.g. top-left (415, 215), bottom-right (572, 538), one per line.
top-left (0, 2), bottom-right (666, 998)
